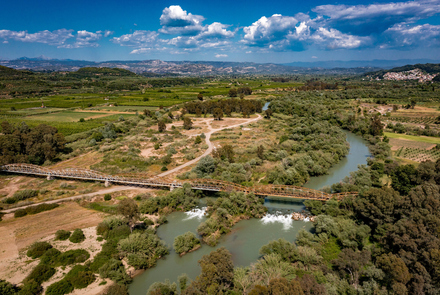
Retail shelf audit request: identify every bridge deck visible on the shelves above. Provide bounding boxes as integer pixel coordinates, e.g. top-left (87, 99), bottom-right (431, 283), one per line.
top-left (0, 164), bottom-right (357, 201)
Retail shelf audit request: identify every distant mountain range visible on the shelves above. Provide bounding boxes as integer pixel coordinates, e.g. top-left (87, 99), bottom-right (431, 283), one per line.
top-left (1, 57), bottom-right (438, 76)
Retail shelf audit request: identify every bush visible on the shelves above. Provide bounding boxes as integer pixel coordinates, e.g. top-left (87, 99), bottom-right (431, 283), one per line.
top-left (18, 279), bottom-right (42, 295)
top-left (27, 242), bottom-right (52, 259)
top-left (104, 194), bottom-right (112, 201)
top-left (55, 230), bottom-right (71, 241)
top-left (3, 189), bottom-right (38, 204)
top-left (40, 248), bottom-right (61, 265)
top-left (65, 265), bottom-right (95, 289)
top-left (24, 264), bottom-right (56, 284)
top-left (69, 229), bottom-right (86, 243)
top-left (46, 280), bottom-right (74, 295)
top-left (173, 232), bottom-right (201, 255)
top-left (56, 249), bottom-right (90, 266)
top-left (99, 259), bottom-right (133, 285)
top-left (104, 284), bottom-right (129, 295)
top-left (0, 279), bottom-right (19, 295)
top-left (14, 203), bottom-right (59, 218)
top-left (14, 209), bottom-right (27, 218)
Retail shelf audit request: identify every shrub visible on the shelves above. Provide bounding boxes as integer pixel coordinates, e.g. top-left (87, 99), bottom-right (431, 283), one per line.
top-left (104, 284), bottom-right (129, 295)
top-left (69, 229), bottom-right (85, 243)
top-left (46, 280), bottom-right (74, 295)
top-left (99, 259), bottom-right (133, 285)
top-left (24, 264), bottom-right (56, 284)
top-left (25, 203), bottom-right (59, 216)
top-left (18, 279), bottom-right (42, 295)
top-left (14, 209), bottom-right (27, 218)
top-left (65, 265), bottom-right (95, 289)
top-left (3, 189), bottom-right (38, 204)
top-left (40, 248), bottom-right (61, 265)
top-left (173, 232), bottom-right (201, 255)
top-left (27, 242), bottom-right (52, 259)
top-left (104, 194), bottom-right (112, 201)
top-left (0, 279), bottom-right (19, 295)
top-left (57, 249), bottom-right (90, 266)
top-left (55, 230), bottom-right (71, 241)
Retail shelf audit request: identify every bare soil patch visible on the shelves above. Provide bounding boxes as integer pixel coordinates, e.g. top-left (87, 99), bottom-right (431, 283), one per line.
top-left (0, 202), bottom-right (105, 285)
top-left (389, 138), bottom-right (436, 151)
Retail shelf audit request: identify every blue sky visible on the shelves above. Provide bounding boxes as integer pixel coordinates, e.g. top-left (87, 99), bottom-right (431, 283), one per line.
top-left (1, 0), bottom-right (440, 62)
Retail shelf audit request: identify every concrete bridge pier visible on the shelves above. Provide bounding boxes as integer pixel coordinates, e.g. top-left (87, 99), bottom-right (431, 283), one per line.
top-left (170, 184), bottom-right (175, 191)
top-left (105, 180), bottom-right (111, 187)
top-left (47, 174), bottom-right (54, 180)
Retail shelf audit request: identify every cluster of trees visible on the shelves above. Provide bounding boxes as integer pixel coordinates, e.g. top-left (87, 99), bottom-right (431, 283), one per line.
top-left (173, 232), bottom-right (201, 255)
top-left (298, 80), bottom-right (338, 91)
top-left (0, 121), bottom-right (66, 165)
top-left (197, 192), bottom-right (267, 246)
top-left (185, 98), bottom-right (262, 117)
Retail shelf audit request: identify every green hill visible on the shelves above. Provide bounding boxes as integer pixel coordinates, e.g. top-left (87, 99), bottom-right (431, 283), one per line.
top-left (0, 65), bottom-right (34, 78)
top-left (68, 67), bottom-right (137, 78)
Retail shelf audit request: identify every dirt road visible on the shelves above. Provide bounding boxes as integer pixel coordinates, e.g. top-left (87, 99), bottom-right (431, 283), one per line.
top-left (158, 114), bottom-right (262, 177)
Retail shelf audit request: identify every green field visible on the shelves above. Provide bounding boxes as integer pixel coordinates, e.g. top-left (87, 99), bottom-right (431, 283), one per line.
top-left (384, 132), bottom-right (440, 144)
top-left (28, 111), bottom-right (114, 122)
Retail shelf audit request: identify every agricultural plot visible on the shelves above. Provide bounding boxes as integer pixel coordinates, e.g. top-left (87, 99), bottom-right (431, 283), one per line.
top-left (390, 116), bottom-right (437, 124)
top-left (27, 111), bottom-right (114, 122)
top-left (395, 147), bottom-right (440, 162)
top-left (384, 132), bottom-right (440, 144)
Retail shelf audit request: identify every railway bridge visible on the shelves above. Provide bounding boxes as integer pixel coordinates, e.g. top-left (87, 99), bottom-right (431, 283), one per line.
top-left (0, 164), bottom-right (357, 201)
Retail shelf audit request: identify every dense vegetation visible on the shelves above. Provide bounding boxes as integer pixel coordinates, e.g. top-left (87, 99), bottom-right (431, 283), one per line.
top-left (0, 122), bottom-right (66, 164)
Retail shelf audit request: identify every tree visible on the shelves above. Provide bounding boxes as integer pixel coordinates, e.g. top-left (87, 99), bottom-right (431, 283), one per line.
top-left (264, 109), bottom-right (273, 119)
top-left (194, 136), bottom-right (202, 144)
top-left (391, 164), bottom-right (419, 195)
top-left (257, 145), bottom-right (265, 160)
top-left (158, 121), bottom-right (166, 132)
top-left (192, 156), bottom-right (216, 177)
top-left (370, 114), bottom-right (384, 136)
top-left (410, 98), bottom-right (417, 109)
top-left (117, 198), bottom-right (140, 232)
top-left (197, 93), bottom-right (203, 101)
top-left (332, 249), bottom-right (371, 287)
top-left (213, 144), bottom-right (234, 163)
top-left (173, 232), bottom-right (200, 255)
top-left (186, 247), bottom-right (234, 294)
top-left (183, 117), bottom-right (193, 130)
top-left (228, 88), bottom-right (237, 97)
top-left (213, 108), bottom-right (223, 120)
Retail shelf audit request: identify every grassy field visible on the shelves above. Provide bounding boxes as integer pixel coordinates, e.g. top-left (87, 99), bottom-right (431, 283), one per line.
top-left (384, 132), bottom-right (440, 144)
top-left (27, 111), bottom-right (114, 122)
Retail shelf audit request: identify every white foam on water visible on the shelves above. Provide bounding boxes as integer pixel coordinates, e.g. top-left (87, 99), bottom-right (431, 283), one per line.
top-left (261, 211), bottom-right (293, 230)
top-left (184, 207), bottom-right (207, 220)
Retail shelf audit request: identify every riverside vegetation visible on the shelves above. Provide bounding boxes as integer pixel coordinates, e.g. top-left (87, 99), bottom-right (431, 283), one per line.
top-left (1, 65), bottom-right (440, 294)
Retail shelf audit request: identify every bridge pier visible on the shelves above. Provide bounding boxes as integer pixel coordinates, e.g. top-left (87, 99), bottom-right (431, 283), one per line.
top-left (170, 185), bottom-right (175, 191)
top-left (47, 174), bottom-right (54, 180)
top-left (105, 180), bottom-right (111, 187)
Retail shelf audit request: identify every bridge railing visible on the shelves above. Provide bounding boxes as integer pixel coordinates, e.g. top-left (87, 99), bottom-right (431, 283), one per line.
top-left (0, 164), bottom-right (358, 200)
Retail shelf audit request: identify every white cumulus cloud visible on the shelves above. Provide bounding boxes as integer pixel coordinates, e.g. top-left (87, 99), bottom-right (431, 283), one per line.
top-left (159, 5), bottom-right (204, 36)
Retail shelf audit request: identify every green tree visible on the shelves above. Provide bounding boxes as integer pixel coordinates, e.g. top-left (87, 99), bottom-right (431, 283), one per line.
top-left (228, 88), bottom-right (237, 97)
top-left (117, 198), bottom-right (140, 232)
top-left (197, 93), bottom-right (203, 101)
top-left (183, 117), bottom-right (193, 130)
top-left (158, 121), bottom-right (166, 132)
top-left (370, 114), bottom-right (384, 136)
top-left (173, 232), bottom-right (200, 255)
top-left (194, 136), bottom-right (202, 144)
top-left (256, 145), bottom-right (265, 160)
top-left (187, 247), bottom-right (234, 294)
top-left (213, 108), bottom-right (223, 120)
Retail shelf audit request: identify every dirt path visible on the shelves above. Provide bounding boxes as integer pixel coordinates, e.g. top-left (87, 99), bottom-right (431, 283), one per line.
top-left (1, 186), bottom-right (137, 214)
top-left (158, 114), bottom-right (262, 177)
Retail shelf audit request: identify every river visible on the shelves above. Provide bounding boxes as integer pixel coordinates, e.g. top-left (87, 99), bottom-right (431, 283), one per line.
top-left (129, 130), bottom-right (370, 294)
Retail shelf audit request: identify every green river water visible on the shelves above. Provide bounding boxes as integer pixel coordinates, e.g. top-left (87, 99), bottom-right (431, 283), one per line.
top-left (129, 131), bottom-right (370, 294)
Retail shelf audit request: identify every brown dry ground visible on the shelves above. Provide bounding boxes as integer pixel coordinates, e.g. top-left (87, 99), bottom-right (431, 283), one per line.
top-left (50, 151), bottom-right (103, 170)
top-left (389, 138), bottom-right (436, 151)
top-left (0, 202), bottom-right (106, 287)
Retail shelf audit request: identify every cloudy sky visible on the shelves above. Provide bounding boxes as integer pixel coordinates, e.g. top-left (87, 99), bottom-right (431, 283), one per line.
top-left (1, 0), bottom-right (440, 62)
